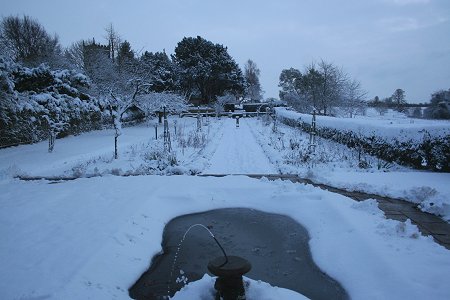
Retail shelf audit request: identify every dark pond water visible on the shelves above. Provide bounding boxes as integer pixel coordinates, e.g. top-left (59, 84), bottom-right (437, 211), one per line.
top-left (129, 208), bottom-right (348, 300)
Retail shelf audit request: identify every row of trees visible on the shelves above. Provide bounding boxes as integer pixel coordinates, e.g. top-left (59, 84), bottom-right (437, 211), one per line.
top-left (368, 89), bottom-right (450, 119)
top-left (279, 58), bottom-right (449, 120)
top-left (278, 60), bottom-right (367, 117)
top-left (367, 89), bottom-right (408, 115)
top-left (1, 15), bottom-right (265, 150)
top-left (0, 16), bottom-right (263, 105)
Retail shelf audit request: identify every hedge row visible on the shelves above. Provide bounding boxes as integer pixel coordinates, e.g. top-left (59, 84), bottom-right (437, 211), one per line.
top-left (0, 63), bottom-right (106, 148)
top-left (277, 114), bottom-right (450, 172)
top-left (0, 100), bottom-right (104, 148)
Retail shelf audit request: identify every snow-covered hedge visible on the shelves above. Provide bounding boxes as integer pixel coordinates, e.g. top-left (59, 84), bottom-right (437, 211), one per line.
top-left (276, 108), bottom-right (450, 171)
top-left (0, 63), bottom-right (103, 147)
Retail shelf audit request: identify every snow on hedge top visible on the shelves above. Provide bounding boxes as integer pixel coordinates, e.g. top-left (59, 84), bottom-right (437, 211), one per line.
top-left (276, 107), bottom-right (450, 142)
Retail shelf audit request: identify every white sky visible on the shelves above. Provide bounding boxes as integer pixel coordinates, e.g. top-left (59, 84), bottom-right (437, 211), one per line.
top-left (1, 0), bottom-right (449, 103)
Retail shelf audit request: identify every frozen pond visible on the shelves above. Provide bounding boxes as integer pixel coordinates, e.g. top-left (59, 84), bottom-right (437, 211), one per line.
top-left (129, 208), bottom-right (348, 299)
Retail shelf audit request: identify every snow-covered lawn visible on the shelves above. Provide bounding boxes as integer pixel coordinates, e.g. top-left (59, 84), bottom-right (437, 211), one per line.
top-left (0, 117), bottom-right (223, 178)
top-left (1, 176), bottom-right (450, 300)
top-left (1, 117), bottom-right (450, 300)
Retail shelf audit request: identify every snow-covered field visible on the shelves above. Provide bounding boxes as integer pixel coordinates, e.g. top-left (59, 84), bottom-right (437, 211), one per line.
top-left (1, 117), bottom-right (450, 300)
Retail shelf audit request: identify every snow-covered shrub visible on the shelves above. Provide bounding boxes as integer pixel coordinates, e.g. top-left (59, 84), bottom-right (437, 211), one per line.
top-left (0, 55), bottom-right (16, 94)
top-left (137, 92), bottom-right (188, 115)
top-left (0, 62), bottom-right (102, 148)
top-left (143, 142), bottom-right (178, 171)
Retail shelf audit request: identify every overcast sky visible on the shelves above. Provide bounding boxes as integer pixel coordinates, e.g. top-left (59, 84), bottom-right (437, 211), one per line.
top-left (2, 0), bottom-right (449, 103)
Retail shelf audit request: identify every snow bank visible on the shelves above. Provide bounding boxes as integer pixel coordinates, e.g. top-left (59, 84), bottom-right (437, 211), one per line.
top-left (311, 170), bottom-right (450, 222)
top-left (172, 274), bottom-right (308, 299)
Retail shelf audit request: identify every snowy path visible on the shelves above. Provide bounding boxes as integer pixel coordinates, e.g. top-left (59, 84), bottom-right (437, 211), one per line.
top-left (204, 118), bottom-right (277, 174)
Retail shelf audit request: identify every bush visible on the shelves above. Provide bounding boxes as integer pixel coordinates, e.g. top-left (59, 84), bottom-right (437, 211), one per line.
top-left (0, 62), bottom-right (103, 147)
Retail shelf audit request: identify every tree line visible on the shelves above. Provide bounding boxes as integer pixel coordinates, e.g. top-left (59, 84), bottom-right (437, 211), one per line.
top-left (0, 15), bottom-right (264, 149)
top-left (368, 90), bottom-right (450, 119)
top-left (278, 62), bottom-right (449, 120)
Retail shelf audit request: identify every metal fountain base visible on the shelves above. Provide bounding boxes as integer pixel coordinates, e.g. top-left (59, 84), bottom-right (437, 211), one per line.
top-left (208, 256), bottom-right (252, 300)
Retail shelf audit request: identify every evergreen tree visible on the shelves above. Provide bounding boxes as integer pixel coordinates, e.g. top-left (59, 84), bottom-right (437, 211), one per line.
top-left (140, 50), bottom-right (178, 92)
top-left (117, 40), bottom-right (135, 74)
top-left (172, 36), bottom-right (245, 104)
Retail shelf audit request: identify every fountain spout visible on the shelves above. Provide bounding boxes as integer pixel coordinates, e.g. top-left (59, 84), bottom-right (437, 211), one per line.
top-left (183, 224), bottom-right (228, 265)
top-left (168, 224), bottom-right (229, 297)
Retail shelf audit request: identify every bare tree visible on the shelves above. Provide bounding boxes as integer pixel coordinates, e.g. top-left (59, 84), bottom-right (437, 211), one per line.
top-left (316, 60), bottom-right (346, 115)
top-left (105, 23), bottom-right (121, 63)
top-left (64, 40), bottom-right (85, 71)
top-left (0, 15), bottom-right (60, 66)
top-left (137, 92), bottom-right (187, 115)
top-left (341, 79), bottom-right (367, 118)
top-left (391, 88), bottom-right (406, 112)
top-left (244, 59), bottom-right (263, 102)
top-left (375, 102), bottom-right (388, 116)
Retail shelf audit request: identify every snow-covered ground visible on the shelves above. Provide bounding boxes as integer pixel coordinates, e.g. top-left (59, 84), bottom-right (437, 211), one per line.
top-left (1, 117), bottom-right (450, 300)
top-left (2, 176), bottom-right (450, 300)
top-left (0, 117), bottom-right (223, 178)
top-left (250, 117), bottom-right (450, 221)
top-left (276, 107), bottom-right (450, 142)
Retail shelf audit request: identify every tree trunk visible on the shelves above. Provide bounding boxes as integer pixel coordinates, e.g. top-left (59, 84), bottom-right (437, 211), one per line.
top-left (114, 134), bottom-right (118, 159)
top-left (48, 130), bottom-right (55, 153)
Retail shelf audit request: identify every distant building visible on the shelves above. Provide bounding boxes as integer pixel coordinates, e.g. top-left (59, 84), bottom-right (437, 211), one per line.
top-left (121, 104), bottom-right (146, 123)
